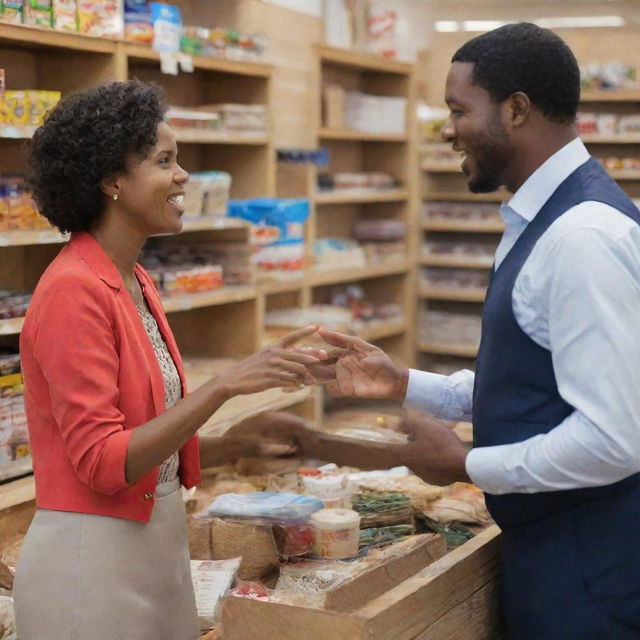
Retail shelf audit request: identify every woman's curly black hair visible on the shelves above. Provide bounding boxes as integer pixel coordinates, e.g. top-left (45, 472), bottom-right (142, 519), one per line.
top-left (452, 23), bottom-right (580, 125)
top-left (27, 79), bottom-right (168, 233)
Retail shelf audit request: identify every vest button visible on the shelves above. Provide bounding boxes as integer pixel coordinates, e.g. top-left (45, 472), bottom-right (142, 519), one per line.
top-left (143, 492), bottom-right (153, 500)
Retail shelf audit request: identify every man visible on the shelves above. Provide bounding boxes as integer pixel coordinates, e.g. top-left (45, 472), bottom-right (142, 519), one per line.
top-left (316, 23), bottom-right (640, 639)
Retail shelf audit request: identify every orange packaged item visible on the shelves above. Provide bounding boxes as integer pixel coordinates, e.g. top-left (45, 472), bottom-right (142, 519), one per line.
top-left (77, 0), bottom-right (123, 37)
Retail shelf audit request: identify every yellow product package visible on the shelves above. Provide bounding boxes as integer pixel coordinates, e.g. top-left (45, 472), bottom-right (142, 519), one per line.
top-left (77, 0), bottom-right (123, 38)
top-left (29, 90), bottom-right (60, 126)
top-left (3, 91), bottom-right (30, 126)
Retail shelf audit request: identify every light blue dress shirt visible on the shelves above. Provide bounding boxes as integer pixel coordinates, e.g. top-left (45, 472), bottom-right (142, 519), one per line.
top-left (406, 138), bottom-right (640, 494)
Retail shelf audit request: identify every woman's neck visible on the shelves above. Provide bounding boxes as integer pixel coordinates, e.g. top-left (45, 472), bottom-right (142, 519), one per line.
top-left (90, 211), bottom-right (146, 289)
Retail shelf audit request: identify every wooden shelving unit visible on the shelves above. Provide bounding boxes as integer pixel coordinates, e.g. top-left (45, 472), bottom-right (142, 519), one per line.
top-left (418, 131), bottom-right (501, 372)
top-left (0, 21), bottom-right (318, 509)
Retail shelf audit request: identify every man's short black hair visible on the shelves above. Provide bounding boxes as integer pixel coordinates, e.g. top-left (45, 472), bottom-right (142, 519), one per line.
top-left (452, 22), bottom-right (580, 125)
top-left (27, 79), bottom-right (167, 233)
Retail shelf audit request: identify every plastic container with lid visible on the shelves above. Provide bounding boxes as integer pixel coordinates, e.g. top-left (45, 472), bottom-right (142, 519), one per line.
top-left (311, 508), bottom-right (361, 559)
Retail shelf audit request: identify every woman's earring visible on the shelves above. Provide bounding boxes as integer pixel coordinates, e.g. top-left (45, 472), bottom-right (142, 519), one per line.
top-left (113, 194), bottom-right (118, 201)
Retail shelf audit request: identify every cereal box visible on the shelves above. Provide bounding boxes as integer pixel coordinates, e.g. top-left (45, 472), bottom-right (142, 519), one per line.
top-left (52, 0), bottom-right (76, 30)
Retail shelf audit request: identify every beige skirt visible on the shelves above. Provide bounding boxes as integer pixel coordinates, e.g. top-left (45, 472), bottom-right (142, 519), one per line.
top-left (13, 479), bottom-right (199, 640)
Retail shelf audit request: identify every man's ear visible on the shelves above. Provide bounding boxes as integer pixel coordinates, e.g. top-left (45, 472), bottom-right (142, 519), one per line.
top-left (507, 91), bottom-right (531, 128)
top-left (100, 175), bottom-right (120, 200)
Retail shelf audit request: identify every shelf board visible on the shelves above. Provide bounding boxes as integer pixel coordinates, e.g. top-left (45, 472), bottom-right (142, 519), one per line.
top-left (423, 191), bottom-right (506, 203)
top-left (608, 169), bottom-right (640, 180)
top-left (421, 162), bottom-right (461, 173)
top-left (318, 127), bottom-right (406, 142)
top-left (418, 287), bottom-right (486, 302)
top-left (199, 385), bottom-right (315, 435)
top-left (315, 44), bottom-right (413, 76)
top-left (258, 278), bottom-right (306, 295)
top-left (174, 129), bottom-right (268, 145)
top-left (357, 319), bottom-right (407, 342)
top-left (0, 316), bottom-right (25, 336)
top-left (0, 474), bottom-right (35, 511)
top-left (178, 217), bottom-right (248, 233)
top-left (314, 188), bottom-right (408, 204)
top-left (0, 124), bottom-right (37, 139)
top-left (581, 90), bottom-right (640, 102)
top-left (310, 260), bottom-right (410, 286)
top-left (420, 255), bottom-right (493, 269)
top-left (124, 42), bottom-right (272, 77)
top-left (583, 134), bottom-right (640, 144)
top-left (161, 285), bottom-right (256, 313)
top-left (422, 219), bottom-right (505, 233)
top-left (0, 22), bottom-right (116, 53)
top-left (418, 341), bottom-right (479, 357)
top-left (0, 228), bottom-right (68, 246)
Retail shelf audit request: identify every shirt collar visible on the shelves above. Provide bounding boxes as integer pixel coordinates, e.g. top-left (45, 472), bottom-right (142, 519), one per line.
top-left (506, 137), bottom-right (590, 223)
top-left (68, 231), bottom-right (125, 291)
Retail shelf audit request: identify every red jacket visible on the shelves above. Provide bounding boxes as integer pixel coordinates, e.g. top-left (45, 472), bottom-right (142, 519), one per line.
top-left (20, 232), bottom-right (201, 522)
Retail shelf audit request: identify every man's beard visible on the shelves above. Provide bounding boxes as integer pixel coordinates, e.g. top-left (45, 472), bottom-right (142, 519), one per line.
top-left (467, 112), bottom-right (510, 193)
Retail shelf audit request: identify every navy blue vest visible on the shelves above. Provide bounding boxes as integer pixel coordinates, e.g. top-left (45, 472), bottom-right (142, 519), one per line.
top-left (473, 157), bottom-right (640, 528)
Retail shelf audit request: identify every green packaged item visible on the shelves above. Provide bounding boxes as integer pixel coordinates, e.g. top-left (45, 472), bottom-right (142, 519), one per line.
top-left (358, 524), bottom-right (415, 549)
top-left (3, 0), bottom-right (24, 23)
top-left (415, 512), bottom-right (475, 548)
top-left (25, 0), bottom-right (52, 27)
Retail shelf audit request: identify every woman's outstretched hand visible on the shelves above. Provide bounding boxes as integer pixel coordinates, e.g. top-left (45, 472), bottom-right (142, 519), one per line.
top-left (217, 325), bottom-right (328, 398)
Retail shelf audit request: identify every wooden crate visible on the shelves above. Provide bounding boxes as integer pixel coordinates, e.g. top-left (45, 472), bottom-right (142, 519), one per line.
top-left (222, 526), bottom-right (504, 640)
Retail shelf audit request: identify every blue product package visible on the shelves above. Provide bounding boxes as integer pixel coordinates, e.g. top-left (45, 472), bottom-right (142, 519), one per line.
top-left (228, 198), bottom-right (309, 245)
top-left (208, 492), bottom-right (324, 524)
top-left (150, 2), bottom-right (182, 53)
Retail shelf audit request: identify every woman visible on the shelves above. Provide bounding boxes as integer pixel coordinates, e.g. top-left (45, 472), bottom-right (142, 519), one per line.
top-left (13, 79), bottom-right (325, 639)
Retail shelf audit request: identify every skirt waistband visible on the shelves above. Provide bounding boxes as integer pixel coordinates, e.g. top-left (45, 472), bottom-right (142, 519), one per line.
top-left (156, 477), bottom-right (181, 497)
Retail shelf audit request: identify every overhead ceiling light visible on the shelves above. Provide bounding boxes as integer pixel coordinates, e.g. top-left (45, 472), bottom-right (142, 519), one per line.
top-left (434, 21), bottom-right (460, 32)
top-left (535, 16), bottom-right (625, 28)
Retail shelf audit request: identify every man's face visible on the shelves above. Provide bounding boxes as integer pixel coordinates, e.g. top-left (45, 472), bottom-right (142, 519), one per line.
top-left (441, 62), bottom-right (512, 193)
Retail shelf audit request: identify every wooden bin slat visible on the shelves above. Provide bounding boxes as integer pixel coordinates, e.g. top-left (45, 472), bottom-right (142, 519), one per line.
top-left (358, 526), bottom-right (502, 640)
top-left (324, 534), bottom-right (447, 612)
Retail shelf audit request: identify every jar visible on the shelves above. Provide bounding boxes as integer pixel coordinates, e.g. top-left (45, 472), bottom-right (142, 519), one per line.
top-left (310, 508), bottom-right (361, 559)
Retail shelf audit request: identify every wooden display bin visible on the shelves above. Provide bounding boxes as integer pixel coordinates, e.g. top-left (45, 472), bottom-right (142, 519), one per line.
top-left (222, 526), bottom-right (504, 640)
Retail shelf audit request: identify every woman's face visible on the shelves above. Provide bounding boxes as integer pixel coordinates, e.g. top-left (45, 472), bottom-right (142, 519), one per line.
top-left (116, 121), bottom-right (189, 237)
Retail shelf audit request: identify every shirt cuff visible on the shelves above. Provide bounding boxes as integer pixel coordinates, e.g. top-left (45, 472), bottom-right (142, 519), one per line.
top-left (403, 369), bottom-right (448, 417)
top-left (465, 445), bottom-right (517, 495)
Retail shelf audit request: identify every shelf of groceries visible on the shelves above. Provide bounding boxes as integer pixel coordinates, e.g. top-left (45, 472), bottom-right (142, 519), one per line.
top-left (0, 23), bottom-right (271, 78)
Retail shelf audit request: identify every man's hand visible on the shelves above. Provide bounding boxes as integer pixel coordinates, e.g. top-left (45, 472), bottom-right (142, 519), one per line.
top-left (390, 409), bottom-right (471, 486)
top-left (314, 327), bottom-right (409, 400)
top-left (199, 411), bottom-right (314, 468)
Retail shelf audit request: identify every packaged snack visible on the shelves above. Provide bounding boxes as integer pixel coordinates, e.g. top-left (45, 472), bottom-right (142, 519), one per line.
top-left (52, 0), bottom-right (76, 30)
top-left (28, 90), bottom-right (60, 127)
top-left (208, 492), bottom-right (324, 524)
top-left (2, 91), bottom-right (30, 126)
top-left (24, 0), bottom-right (52, 27)
top-left (2, 0), bottom-right (24, 23)
top-left (124, 0), bottom-right (151, 43)
top-left (77, 0), bottom-right (123, 37)
top-left (150, 2), bottom-right (181, 53)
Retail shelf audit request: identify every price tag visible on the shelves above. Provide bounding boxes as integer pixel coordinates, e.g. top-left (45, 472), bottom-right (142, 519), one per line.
top-left (159, 52), bottom-right (179, 76)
